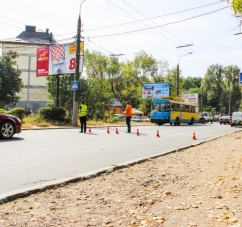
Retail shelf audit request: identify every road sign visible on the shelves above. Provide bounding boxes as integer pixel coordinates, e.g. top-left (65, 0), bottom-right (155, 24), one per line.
top-left (240, 73), bottom-right (242, 85)
top-left (71, 81), bottom-right (79, 90)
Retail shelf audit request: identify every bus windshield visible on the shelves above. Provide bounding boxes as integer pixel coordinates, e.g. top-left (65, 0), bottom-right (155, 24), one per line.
top-left (151, 102), bottom-right (170, 112)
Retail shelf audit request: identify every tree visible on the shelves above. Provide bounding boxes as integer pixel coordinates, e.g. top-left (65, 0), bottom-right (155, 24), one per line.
top-left (0, 51), bottom-right (23, 108)
top-left (181, 77), bottom-right (202, 91)
top-left (46, 74), bottom-right (74, 109)
top-left (223, 65), bottom-right (241, 113)
top-left (202, 64), bottom-right (225, 113)
top-left (230, 0), bottom-right (242, 14)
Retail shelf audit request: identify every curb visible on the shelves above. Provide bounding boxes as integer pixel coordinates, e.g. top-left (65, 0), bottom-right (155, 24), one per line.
top-left (0, 131), bottom-right (237, 205)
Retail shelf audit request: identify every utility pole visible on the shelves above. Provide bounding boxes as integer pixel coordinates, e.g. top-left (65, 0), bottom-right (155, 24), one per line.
top-left (201, 87), bottom-right (203, 113)
top-left (228, 84), bottom-right (232, 116)
top-left (176, 63), bottom-right (179, 97)
top-left (72, 16), bottom-right (81, 126)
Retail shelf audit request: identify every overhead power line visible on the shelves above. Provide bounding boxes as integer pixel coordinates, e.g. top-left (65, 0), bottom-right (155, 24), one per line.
top-left (85, 1), bottom-right (225, 32)
top-left (87, 6), bottom-right (230, 39)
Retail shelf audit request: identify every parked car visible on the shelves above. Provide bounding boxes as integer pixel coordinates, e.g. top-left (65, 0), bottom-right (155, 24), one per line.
top-left (141, 116), bottom-right (150, 122)
top-left (219, 115), bottom-right (231, 125)
top-left (131, 116), bottom-right (142, 122)
top-left (0, 113), bottom-right (22, 139)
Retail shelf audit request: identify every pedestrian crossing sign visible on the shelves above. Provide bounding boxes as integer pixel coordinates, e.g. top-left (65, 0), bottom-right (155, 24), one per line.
top-left (71, 81), bottom-right (79, 90)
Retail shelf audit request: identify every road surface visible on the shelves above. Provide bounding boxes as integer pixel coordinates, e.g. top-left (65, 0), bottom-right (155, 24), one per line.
top-left (0, 123), bottom-right (241, 198)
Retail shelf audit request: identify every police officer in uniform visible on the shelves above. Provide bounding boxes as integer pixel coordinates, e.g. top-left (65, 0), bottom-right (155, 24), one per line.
top-left (79, 100), bottom-right (88, 133)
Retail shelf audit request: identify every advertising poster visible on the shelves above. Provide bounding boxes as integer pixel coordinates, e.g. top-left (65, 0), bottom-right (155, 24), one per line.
top-left (36, 42), bottom-right (84, 76)
top-left (50, 45), bottom-right (66, 75)
top-left (36, 46), bottom-right (49, 76)
top-left (142, 83), bottom-right (170, 99)
top-left (183, 93), bottom-right (198, 104)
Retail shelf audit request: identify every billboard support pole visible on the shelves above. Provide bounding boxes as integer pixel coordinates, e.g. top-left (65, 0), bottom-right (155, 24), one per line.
top-left (72, 16), bottom-right (81, 127)
top-left (56, 74), bottom-right (60, 107)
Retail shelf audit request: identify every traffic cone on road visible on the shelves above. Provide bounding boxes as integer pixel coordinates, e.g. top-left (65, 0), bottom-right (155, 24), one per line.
top-left (107, 127), bottom-right (110, 134)
top-left (88, 126), bottom-right (92, 133)
top-left (156, 130), bottom-right (160, 137)
top-left (116, 128), bottom-right (119, 134)
top-left (192, 132), bottom-right (197, 140)
top-left (136, 129), bottom-right (140, 136)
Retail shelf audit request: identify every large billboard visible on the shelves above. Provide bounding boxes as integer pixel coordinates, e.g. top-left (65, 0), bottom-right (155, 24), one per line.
top-left (142, 83), bottom-right (170, 99)
top-left (183, 93), bottom-right (198, 104)
top-left (36, 42), bottom-right (84, 77)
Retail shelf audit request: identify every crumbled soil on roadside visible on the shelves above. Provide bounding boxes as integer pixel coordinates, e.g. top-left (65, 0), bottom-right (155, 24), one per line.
top-left (1, 131), bottom-right (242, 227)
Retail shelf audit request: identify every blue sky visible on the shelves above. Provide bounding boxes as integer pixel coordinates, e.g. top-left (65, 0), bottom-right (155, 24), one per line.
top-left (0, 0), bottom-right (241, 78)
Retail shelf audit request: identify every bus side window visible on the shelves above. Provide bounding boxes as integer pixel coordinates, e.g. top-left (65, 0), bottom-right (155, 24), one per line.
top-left (170, 104), bottom-right (174, 111)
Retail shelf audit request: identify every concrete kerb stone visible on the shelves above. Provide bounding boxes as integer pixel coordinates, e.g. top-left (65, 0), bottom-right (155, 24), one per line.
top-left (0, 129), bottom-right (237, 205)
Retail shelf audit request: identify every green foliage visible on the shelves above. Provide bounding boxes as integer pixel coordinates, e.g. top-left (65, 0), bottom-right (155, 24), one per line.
top-left (46, 74), bottom-right (74, 108)
top-left (231, 0), bottom-right (242, 13)
top-left (202, 64), bottom-right (242, 114)
top-left (45, 48), bottom-right (241, 119)
top-left (0, 108), bottom-right (7, 113)
top-left (38, 107), bottom-right (66, 121)
top-left (22, 113), bottom-right (46, 124)
top-left (0, 51), bottom-right (24, 108)
top-left (8, 107), bottom-right (25, 120)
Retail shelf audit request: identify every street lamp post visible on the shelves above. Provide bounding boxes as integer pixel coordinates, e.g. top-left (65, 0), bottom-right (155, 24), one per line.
top-left (176, 52), bottom-right (193, 96)
top-left (72, 0), bottom-right (87, 127)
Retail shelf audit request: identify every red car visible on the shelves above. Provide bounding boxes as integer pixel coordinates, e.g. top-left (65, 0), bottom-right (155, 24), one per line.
top-left (0, 113), bottom-right (22, 139)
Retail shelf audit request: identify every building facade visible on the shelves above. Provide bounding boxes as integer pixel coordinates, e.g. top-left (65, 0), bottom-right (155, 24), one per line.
top-left (0, 25), bottom-right (57, 112)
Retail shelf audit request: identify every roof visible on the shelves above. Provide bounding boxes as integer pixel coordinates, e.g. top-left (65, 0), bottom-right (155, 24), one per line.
top-left (0, 25), bottom-right (57, 45)
top-left (110, 98), bottom-right (123, 107)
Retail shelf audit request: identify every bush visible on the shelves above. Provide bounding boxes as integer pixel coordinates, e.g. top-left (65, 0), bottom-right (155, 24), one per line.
top-left (38, 107), bottom-right (66, 121)
top-left (0, 108), bottom-right (7, 113)
top-left (8, 107), bottom-right (25, 121)
top-left (64, 113), bottom-right (72, 124)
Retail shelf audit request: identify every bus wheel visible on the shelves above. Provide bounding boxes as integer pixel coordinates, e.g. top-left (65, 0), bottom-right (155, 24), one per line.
top-left (175, 117), bottom-right (179, 126)
top-left (170, 123), bottom-right (173, 125)
top-left (158, 123), bottom-right (162, 126)
top-left (190, 118), bottom-right (194, 125)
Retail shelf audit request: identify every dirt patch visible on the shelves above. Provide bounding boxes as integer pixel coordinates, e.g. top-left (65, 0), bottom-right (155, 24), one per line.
top-left (1, 131), bottom-right (242, 227)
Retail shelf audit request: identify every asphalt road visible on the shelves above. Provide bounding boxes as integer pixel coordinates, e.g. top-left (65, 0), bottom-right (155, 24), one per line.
top-left (0, 123), bottom-right (241, 198)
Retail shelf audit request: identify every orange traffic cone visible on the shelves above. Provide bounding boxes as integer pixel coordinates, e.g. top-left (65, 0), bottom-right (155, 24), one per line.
top-left (156, 130), bottom-right (160, 137)
top-left (136, 129), bottom-right (140, 136)
top-left (107, 127), bottom-right (110, 134)
top-left (116, 128), bottom-right (119, 134)
top-left (192, 132), bottom-right (197, 140)
top-left (88, 126), bottom-right (92, 133)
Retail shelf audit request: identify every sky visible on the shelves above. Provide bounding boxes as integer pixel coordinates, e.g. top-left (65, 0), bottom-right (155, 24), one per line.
top-left (0, 0), bottom-right (242, 78)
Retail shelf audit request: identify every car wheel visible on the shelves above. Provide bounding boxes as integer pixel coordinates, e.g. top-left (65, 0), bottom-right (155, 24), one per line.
top-left (0, 121), bottom-right (15, 139)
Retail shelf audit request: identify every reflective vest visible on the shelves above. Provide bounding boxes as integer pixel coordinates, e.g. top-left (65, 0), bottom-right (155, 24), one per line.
top-left (79, 104), bottom-right (87, 117)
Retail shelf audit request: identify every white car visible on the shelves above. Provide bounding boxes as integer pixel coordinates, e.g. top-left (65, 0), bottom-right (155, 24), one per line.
top-left (131, 116), bottom-right (142, 122)
top-left (141, 116), bottom-right (150, 122)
